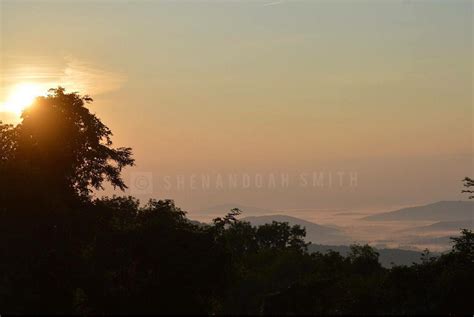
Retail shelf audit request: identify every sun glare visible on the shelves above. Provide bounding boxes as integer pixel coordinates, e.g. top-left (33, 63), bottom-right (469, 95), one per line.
top-left (1, 83), bottom-right (43, 115)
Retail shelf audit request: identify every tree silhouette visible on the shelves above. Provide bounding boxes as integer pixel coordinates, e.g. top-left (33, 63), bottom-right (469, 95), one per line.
top-left (462, 177), bottom-right (474, 199)
top-left (3, 87), bottom-right (134, 201)
top-left (450, 229), bottom-right (474, 262)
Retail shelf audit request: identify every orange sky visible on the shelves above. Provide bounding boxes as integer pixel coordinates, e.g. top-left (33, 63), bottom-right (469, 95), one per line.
top-left (0, 0), bottom-right (472, 215)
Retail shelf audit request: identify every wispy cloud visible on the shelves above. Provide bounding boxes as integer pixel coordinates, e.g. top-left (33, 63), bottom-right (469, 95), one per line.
top-left (0, 55), bottom-right (127, 98)
top-left (262, 0), bottom-right (285, 7)
top-left (59, 57), bottom-right (126, 96)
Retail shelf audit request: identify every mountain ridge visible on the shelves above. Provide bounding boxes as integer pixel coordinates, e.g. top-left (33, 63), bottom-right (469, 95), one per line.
top-left (363, 201), bottom-right (473, 221)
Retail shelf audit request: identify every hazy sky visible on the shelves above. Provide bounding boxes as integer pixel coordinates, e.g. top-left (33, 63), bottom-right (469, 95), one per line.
top-left (0, 0), bottom-right (472, 217)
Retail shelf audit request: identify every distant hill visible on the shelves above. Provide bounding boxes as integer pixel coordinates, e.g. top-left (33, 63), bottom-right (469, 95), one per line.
top-left (363, 201), bottom-right (473, 222)
top-left (242, 215), bottom-right (351, 245)
top-left (409, 235), bottom-right (453, 246)
top-left (399, 219), bottom-right (473, 234)
top-left (307, 244), bottom-right (435, 268)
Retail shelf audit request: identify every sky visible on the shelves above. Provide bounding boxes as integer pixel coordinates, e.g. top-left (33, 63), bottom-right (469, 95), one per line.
top-left (0, 0), bottom-right (472, 218)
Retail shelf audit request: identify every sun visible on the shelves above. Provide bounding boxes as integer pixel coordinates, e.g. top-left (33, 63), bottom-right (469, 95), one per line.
top-left (1, 83), bottom-right (44, 115)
